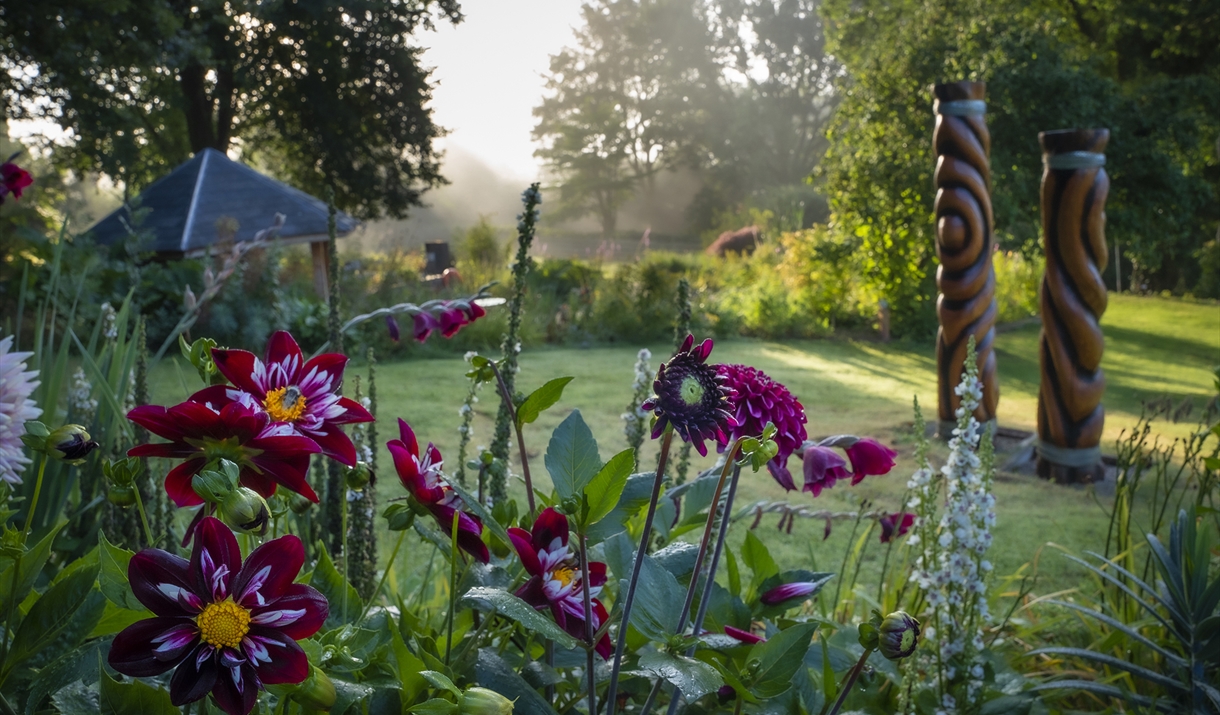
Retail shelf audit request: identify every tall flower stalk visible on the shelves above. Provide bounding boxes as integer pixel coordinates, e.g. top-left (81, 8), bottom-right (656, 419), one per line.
top-left (489, 183), bottom-right (541, 503)
top-left (324, 188), bottom-right (346, 557)
top-left (622, 348), bottom-right (652, 471)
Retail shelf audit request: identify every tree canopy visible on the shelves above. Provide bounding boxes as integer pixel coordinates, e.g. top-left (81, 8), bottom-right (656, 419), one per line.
top-left (2, 0), bottom-right (463, 219)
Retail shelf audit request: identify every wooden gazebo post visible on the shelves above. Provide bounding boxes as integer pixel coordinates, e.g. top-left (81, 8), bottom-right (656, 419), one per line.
top-left (311, 240), bottom-right (331, 301)
top-left (932, 81), bottom-right (999, 437)
top-left (1036, 128), bottom-right (1109, 483)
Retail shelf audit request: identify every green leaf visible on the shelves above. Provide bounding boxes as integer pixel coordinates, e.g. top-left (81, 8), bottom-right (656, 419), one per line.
top-left (462, 587), bottom-right (580, 650)
top-left (384, 503), bottom-right (417, 531)
top-left (516, 376), bottom-right (574, 427)
top-left (411, 698), bottom-right (460, 715)
top-left (741, 530), bottom-right (779, 595)
top-left (744, 622), bottom-right (819, 698)
top-left (391, 628), bottom-right (429, 703)
top-left (24, 638), bottom-right (110, 715)
top-left (0, 522), bottom-right (67, 615)
top-left (310, 542), bottom-right (363, 628)
top-left (419, 670), bottom-right (462, 697)
top-left (628, 555), bottom-right (685, 642)
top-left (6, 563), bottom-right (100, 674)
top-left (475, 649), bottom-right (559, 715)
top-left (583, 448), bottom-right (634, 528)
top-left (726, 548), bottom-right (741, 597)
top-left (545, 410), bottom-right (601, 500)
top-left (97, 532), bottom-right (143, 611)
top-left (331, 677), bottom-right (377, 714)
top-left (98, 666), bottom-right (176, 715)
top-left (637, 650), bottom-right (723, 699)
top-left (49, 680), bottom-right (97, 715)
top-left (88, 601), bottom-right (151, 639)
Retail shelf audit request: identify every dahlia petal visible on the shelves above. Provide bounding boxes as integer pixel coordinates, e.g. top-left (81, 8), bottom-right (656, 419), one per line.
top-left (724, 625), bottom-right (764, 644)
top-left (129, 549), bottom-right (197, 617)
top-left (396, 418), bottom-right (420, 456)
top-left (388, 440), bottom-right (422, 491)
top-left (237, 468), bottom-right (278, 500)
top-left (695, 338), bottom-right (714, 362)
top-left (245, 630), bottom-right (309, 685)
top-left (256, 584), bottom-right (329, 640)
top-left (531, 507), bottom-right (569, 553)
top-left (679, 334), bottom-right (694, 353)
top-left (587, 561), bottom-right (607, 588)
top-left (514, 576), bottom-right (548, 609)
top-left (126, 405), bottom-right (188, 441)
top-left (429, 504), bottom-right (489, 563)
top-left (166, 460), bottom-right (206, 507)
top-left (167, 401), bottom-right (225, 438)
top-left (210, 662), bottom-right (259, 715)
top-left (309, 424), bottom-right (358, 467)
top-left (301, 351), bottom-right (347, 387)
top-left (593, 600), bottom-right (613, 659)
top-left (845, 438), bottom-right (897, 480)
top-left (332, 396), bottom-right (375, 424)
top-left (109, 618), bottom-right (197, 676)
top-left (211, 348), bottom-right (263, 396)
top-left (128, 442), bottom-right (198, 459)
top-left (249, 453), bottom-right (318, 502)
top-left (233, 535), bottom-right (304, 608)
top-left (191, 517), bottom-right (241, 602)
top-left (508, 528), bottom-right (542, 576)
top-left (169, 646), bottom-right (219, 706)
top-left (265, 331), bottom-right (305, 379)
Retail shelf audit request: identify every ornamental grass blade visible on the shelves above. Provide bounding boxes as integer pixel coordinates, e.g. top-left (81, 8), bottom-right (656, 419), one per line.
top-left (1027, 679), bottom-right (1174, 712)
top-left (1025, 647), bottom-right (1187, 694)
top-left (1042, 600), bottom-right (1185, 667)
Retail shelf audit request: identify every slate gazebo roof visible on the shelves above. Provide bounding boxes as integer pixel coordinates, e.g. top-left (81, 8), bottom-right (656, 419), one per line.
top-left (87, 148), bottom-right (359, 257)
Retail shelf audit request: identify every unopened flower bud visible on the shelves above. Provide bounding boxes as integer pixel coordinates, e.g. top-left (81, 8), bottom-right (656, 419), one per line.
top-left (107, 484), bottom-right (137, 507)
top-left (346, 462), bottom-right (372, 490)
top-left (290, 665), bottom-right (336, 711)
top-left (219, 487), bottom-right (271, 536)
top-left (459, 687), bottom-right (514, 715)
top-left (45, 425), bottom-right (100, 463)
top-left (878, 611), bottom-right (921, 661)
top-left (290, 492), bottom-right (314, 515)
top-left (759, 581), bottom-right (817, 606)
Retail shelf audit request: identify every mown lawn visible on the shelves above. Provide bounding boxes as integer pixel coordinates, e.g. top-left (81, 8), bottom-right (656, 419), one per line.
top-left (150, 295), bottom-right (1219, 598)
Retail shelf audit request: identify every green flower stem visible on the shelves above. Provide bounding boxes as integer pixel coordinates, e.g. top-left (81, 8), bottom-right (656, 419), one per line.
top-left (489, 360), bottom-right (536, 516)
top-left (0, 692), bottom-right (17, 715)
top-left (132, 485), bottom-right (155, 548)
top-left (21, 456), bottom-right (48, 540)
top-left (605, 427), bottom-right (675, 714)
top-left (831, 506), bottom-right (868, 621)
top-left (341, 488), bottom-right (349, 627)
top-left (358, 529), bottom-right (408, 624)
top-left (825, 647), bottom-right (874, 715)
top-left (444, 511), bottom-right (461, 666)
top-left (674, 440), bottom-right (743, 637)
top-left (578, 533), bottom-right (597, 715)
top-left (639, 679), bottom-right (664, 715)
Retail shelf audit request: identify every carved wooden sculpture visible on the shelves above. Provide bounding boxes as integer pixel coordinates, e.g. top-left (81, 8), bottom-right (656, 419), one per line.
top-left (1036, 128), bottom-right (1109, 483)
top-left (932, 81), bottom-right (999, 436)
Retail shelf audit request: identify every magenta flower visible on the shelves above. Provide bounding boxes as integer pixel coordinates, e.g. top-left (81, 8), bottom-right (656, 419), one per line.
top-left (386, 315), bottom-right (401, 342)
top-left (759, 581), bottom-right (818, 606)
top-left (388, 419), bottom-right (489, 563)
top-left (724, 625), bottom-right (765, 644)
top-left (508, 508), bottom-right (613, 658)
top-left (108, 517), bottom-right (327, 715)
top-left (413, 301), bottom-right (487, 343)
top-left (204, 331), bottom-right (373, 467)
top-left (716, 364), bottom-right (807, 490)
top-left (0, 161), bottom-right (33, 204)
top-left (413, 312), bottom-right (441, 342)
top-left (801, 445), bottom-right (850, 497)
top-left (879, 512), bottom-right (915, 543)
top-left (128, 401), bottom-right (320, 507)
top-left (845, 438), bottom-right (897, 484)
top-left (641, 334), bottom-right (737, 456)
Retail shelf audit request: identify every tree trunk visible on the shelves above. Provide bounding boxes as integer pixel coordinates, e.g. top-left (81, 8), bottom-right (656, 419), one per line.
top-left (215, 65), bottom-right (236, 151)
top-left (179, 62), bottom-right (216, 153)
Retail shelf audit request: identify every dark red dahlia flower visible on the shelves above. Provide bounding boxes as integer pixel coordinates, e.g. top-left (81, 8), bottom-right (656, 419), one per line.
top-left (879, 512), bottom-right (915, 543)
top-left (801, 444), bottom-right (850, 497)
top-left (128, 400), bottom-right (321, 507)
top-left (716, 364), bottom-right (807, 489)
top-left (845, 438), bottom-right (897, 484)
top-left (640, 334), bottom-right (738, 457)
top-left (388, 419), bottom-right (489, 563)
top-left (204, 331), bottom-right (373, 467)
top-left (507, 507), bottom-right (612, 658)
top-left (0, 161), bottom-right (33, 203)
top-left (108, 517), bottom-right (327, 715)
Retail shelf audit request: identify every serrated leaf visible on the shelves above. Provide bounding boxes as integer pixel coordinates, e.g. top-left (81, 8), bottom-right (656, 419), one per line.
top-left (746, 622), bottom-right (818, 698)
top-left (462, 587), bottom-right (580, 650)
top-left (98, 532), bottom-right (143, 611)
top-left (741, 530), bottom-right (778, 596)
top-left (310, 542), bottom-right (363, 628)
top-left (583, 448), bottom-right (634, 528)
top-left (516, 377), bottom-right (574, 427)
top-left (638, 650), bottom-right (723, 699)
top-left (6, 563), bottom-right (99, 675)
top-left (628, 555), bottom-right (686, 642)
top-left (98, 667), bottom-right (176, 715)
top-left (545, 410), bottom-right (601, 500)
top-left (475, 649), bottom-right (560, 715)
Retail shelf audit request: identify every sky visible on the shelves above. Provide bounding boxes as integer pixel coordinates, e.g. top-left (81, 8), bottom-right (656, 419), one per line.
top-left (417, 0), bottom-right (583, 182)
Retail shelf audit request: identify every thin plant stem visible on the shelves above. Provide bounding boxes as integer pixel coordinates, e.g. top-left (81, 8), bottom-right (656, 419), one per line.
top-left (488, 361), bottom-right (536, 516)
top-left (831, 505), bottom-right (867, 622)
top-left (411, 548), bottom-right (438, 610)
top-left (732, 695), bottom-right (744, 715)
top-left (21, 457), bottom-right (48, 540)
top-left (676, 441), bottom-right (742, 633)
top-left (359, 529), bottom-right (408, 624)
top-left (639, 679), bottom-right (664, 715)
top-left (578, 533), bottom-right (597, 715)
top-left (132, 486), bottom-right (155, 548)
top-left (825, 647), bottom-right (874, 715)
top-left (445, 512), bottom-right (461, 666)
top-left (341, 489), bottom-right (349, 624)
top-left (605, 428), bottom-right (675, 714)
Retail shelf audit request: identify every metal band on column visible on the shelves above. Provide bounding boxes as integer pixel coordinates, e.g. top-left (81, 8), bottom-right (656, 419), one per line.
top-left (932, 81), bottom-right (999, 437)
top-left (1036, 128), bottom-right (1109, 483)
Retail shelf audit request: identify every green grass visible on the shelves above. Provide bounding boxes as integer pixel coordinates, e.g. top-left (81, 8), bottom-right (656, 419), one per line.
top-left (149, 295), bottom-right (1219, 599)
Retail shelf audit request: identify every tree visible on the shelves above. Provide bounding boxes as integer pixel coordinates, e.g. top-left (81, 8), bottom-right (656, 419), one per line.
top-left (533, 0), bottom-right (723, 238)
top-left (1, 0), bottom-right (462, 219)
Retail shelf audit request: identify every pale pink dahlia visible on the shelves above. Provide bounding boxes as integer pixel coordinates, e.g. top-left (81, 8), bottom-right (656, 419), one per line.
top-left (0, 336), bottom-right (42, 484)
top-left (716, 364), bottom-right (807, 490)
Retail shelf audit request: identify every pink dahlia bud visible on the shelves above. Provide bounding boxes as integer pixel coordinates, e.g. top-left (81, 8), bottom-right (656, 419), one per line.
top-left (760, 581), bottom-right (818, 606)
top-left (845, 438), bottom-right (897, 484)
top-left (879, 512), bottom-right (915, 543)
top-left (716, 364), bottom-right (807, 490)
top-left (801, 445), bottom-right (849, 497)
top-left (724, 625), bottom-right (765, 644)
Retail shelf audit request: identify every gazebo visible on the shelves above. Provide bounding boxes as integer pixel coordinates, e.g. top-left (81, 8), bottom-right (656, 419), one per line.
top-left (87, 148), bottom-right (359, 299)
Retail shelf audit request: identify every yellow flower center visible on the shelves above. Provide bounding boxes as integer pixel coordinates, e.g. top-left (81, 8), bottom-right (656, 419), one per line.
top-left (551, 566), bottom-right (576, 588)
top-left (264, 386), bottom-right (306, 422)
top-left (196, 599), bottom-right (251, 649)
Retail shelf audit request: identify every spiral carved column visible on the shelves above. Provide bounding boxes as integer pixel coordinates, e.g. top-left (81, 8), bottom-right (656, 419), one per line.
top-left (932, 81), bottom-right (999, 437)
top-left (1036, 129), bottom-right (1109, 484)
